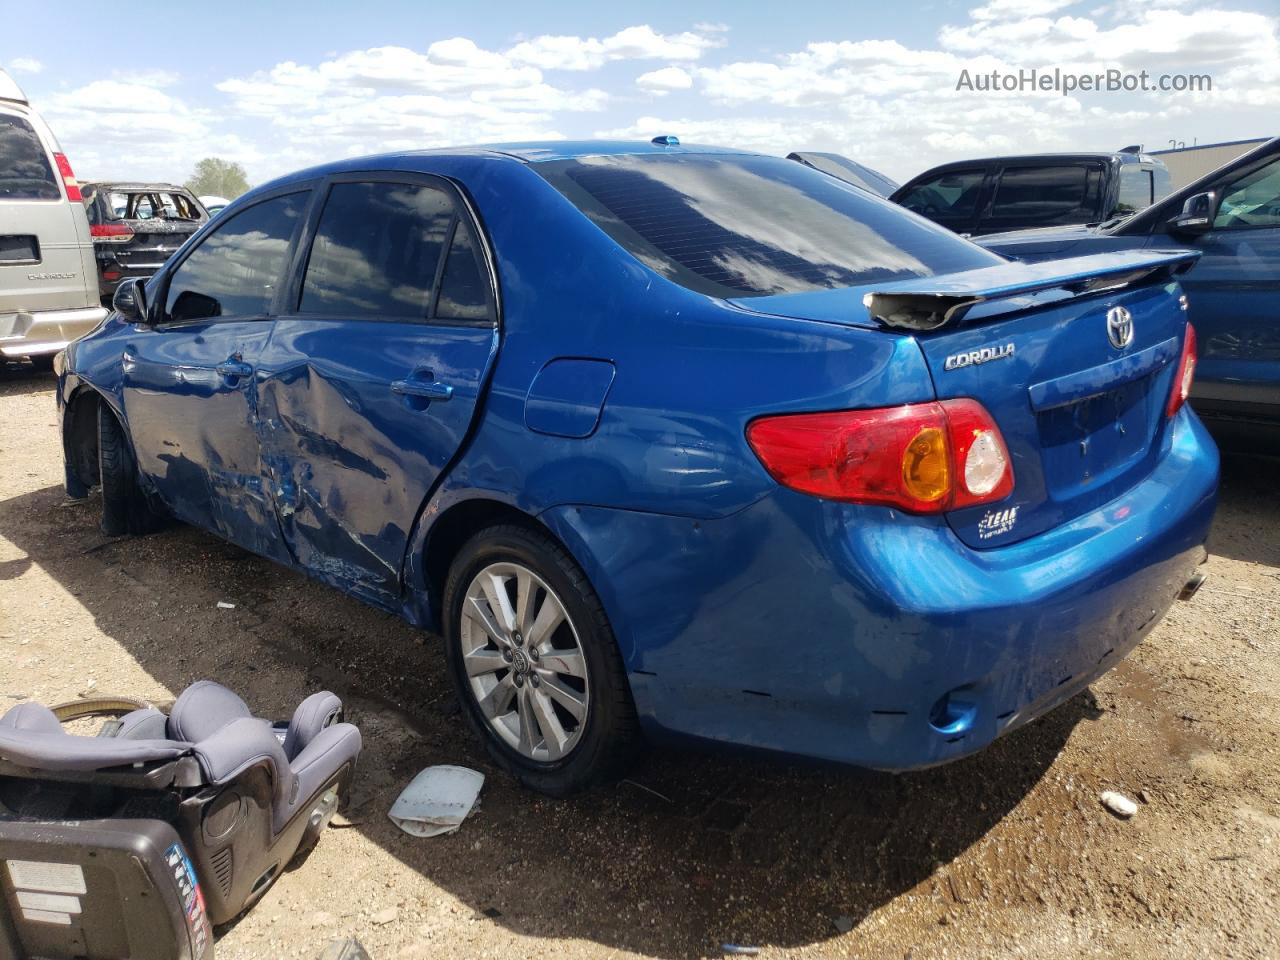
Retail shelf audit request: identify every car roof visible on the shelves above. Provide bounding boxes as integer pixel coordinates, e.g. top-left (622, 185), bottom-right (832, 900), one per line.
top-left (83, 181), bottom-right (190, 191)
top-left (252, 139), bottom-right (760, 193)
top-left (903, 151), bottom-right (1162, 180)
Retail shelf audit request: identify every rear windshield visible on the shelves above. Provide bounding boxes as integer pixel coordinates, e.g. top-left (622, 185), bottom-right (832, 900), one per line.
top-left (94, 189), bottom-right (204, 221)
top-left (0, 113), bottom-right (59, 201)
top-left (537, 153), bottom-right (997, 298)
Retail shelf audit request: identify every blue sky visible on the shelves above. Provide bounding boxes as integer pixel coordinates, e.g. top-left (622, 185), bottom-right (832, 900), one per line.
top-left (3, 0), bottom-right (1276, 186)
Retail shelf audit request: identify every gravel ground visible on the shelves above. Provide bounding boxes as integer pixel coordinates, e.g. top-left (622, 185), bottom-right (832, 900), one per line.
top-left (1, 363), bottom-right (1277, 960)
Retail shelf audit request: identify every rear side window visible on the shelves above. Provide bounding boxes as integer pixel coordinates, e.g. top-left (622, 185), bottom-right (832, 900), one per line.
top-left (164, 191), bottom-right (307, 322)
top-left (0, 114), bottom-right (59, 201)
top-left (299, 179), bottom-right (493, 322)
top-left (539, 154), bottom-right (997, 298)
top-left (436, 219), bottom-right (488, 320)
top-left (987, 164), bottom-right (1104, 227)
top-left (1116, 167), bottom-right (1154, 215)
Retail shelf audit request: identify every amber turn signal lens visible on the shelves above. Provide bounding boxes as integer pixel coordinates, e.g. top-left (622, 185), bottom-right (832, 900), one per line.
top-left (901, 426), bottom-right (950, 502)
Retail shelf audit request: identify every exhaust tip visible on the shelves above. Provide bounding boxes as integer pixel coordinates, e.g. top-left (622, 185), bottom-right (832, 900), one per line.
top-left (1178, 571), bottom-right (1207, 601)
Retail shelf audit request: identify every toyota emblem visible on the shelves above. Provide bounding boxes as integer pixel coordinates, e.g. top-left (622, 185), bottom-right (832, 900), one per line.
top-left (1106, 306), bottom-right (1134, 349)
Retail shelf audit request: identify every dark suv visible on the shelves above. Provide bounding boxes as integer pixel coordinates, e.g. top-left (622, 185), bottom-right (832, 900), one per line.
top-left (82, 182), bottom-right (207, 301)
top-left (892, 150), bottom-right (1172, 236)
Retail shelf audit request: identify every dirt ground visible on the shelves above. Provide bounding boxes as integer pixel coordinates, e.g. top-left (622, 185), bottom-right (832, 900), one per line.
top-left (0, 362), bottom-right (1277, 960)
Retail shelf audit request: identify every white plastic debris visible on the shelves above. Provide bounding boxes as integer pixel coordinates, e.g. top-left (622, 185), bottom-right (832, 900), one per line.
top-left (388, 765), bottom-right (484, 838)
top-left (216, 601), bottom-right (236, 610)
top-left (1101, 790), bottom-right (1139, 818)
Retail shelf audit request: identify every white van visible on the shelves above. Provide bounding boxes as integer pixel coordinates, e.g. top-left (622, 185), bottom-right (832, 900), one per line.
top-left (0, 67), bottom-right (106, 365)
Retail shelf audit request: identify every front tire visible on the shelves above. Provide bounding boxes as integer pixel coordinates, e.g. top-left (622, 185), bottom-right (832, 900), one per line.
top-left (443, 524), bottom-right (640, 796)
top-left (97, 405), bottom-right (164, 536)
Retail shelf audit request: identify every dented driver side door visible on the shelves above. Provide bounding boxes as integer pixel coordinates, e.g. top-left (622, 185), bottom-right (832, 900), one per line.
top-left (122, 188), bottom-right (311, 561)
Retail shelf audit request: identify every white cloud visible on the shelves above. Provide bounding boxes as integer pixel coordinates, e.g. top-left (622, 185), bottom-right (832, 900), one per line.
top-left (8, 57), bottom-right (42, 74)
top-left (971, 0), bottom-right (1074, 21)
top-left (636, 66), bottom-right (694, 94)
top-left (214, 38), bottom-right (619, 178)
top-left (37, 81), bottom-right (253, 183)
top-left (506, 25), bottom-right (723, 71)
top-left (114, 69), bottom-right (180, 88)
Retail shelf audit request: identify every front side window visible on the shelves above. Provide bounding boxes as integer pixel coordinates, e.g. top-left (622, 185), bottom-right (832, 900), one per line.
top-left (987, 164), bottom-right (1105, 227)
top-left (300, 181), bottom-right (453, 318)
top-left (164, 191), bottom-right (307, 322)
top-left (0, 113), bottom-right (59, 200)
top-left (897, 169), bottom-right (987, 221)
top-left (1214, 159), bottom-right (1280, 230)
top-left (1116, 167), bottom-right (1155, 215)
top-left (539, 154), bottom-right (997, 298)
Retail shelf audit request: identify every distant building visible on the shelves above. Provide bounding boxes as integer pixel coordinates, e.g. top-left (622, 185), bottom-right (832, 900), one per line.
top-left (1149, 138), bottom-right (1271, 189)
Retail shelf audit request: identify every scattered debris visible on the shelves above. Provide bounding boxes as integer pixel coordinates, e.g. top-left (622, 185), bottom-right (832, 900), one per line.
top-left (481, 906), bottom-right (503, 919)
top-left (78, 678), bottom-right (97, 697)
top-left (1138, 789), bottom-right (1152, 804)
top-left (388, 765), bottom-right (484, 837)
top-left (216, 601), bottom-right (237, 609)
top-left (370, 907), bottom-right (398, 925)
top-left (317, 937), bottom-right (374, 960)
top-left (1101, 790), bottom-right (1139, 818)
top-left (833, 915), bottom-right (855, 933)
top-left (622, 779), bottom-right (674, 803)
top-left (721, 944), bottom-right (760, 956)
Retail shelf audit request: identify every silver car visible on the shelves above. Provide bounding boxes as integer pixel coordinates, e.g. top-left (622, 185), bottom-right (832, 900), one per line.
top-left (1, 67), bottom-right (106, 365)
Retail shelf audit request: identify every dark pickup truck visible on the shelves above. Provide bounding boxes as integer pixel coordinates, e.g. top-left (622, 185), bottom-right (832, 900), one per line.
top-left (82, 182), bottom-right (207, 301)
top-left (892, 149), bottom-right (1172, 237)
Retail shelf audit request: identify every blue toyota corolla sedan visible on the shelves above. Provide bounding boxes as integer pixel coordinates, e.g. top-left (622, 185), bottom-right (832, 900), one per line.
top-left (57, 140), bottom-right (1218, 795)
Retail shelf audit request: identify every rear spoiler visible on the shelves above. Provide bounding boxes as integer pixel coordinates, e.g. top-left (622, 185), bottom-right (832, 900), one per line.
top-left (864, 250), bottom-right (1200, 332)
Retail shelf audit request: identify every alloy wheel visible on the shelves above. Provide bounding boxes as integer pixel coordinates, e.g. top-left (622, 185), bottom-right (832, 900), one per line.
top-left (459, 561), bottom-right (590, 762)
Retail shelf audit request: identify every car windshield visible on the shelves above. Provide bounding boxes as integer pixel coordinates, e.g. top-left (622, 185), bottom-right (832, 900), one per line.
top-left (537, 153), bottom-right (998, 298)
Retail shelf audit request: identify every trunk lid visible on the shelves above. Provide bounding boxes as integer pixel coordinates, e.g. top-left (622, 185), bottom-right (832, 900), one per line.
top-left (733, 250), bottom-right (1199, 548)
top-left (112, 218), bottom-right (198, 272)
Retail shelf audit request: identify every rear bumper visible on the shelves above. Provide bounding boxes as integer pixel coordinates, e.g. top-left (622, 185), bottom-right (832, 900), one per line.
top-left (94, 254), bottom-right (168, 297)
top-left (0, 305), bottom-right (108, 358)
top-left (543, 408), bottom-right (1219, 770)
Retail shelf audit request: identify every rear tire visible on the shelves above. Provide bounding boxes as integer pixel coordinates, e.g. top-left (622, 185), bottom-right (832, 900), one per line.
top-left (97, 405), bottom-right (164, 536)
top-left (443, 524), bottom-right (641, 796)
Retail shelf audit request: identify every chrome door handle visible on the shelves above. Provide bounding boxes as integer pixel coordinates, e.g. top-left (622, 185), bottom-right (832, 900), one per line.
top-left (390, 379), bottom-right (453, 401)
top-left (215, 360), bottom-right (253, 378)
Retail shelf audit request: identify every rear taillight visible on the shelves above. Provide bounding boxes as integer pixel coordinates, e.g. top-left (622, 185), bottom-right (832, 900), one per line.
top-left (1166, 323), bottom-right (1197, 418)
top-left (52, 153), bottom-right (81, 202)
top-left (90, 223), bottom-right (134, 243)
top-left (746, 399), bottom-right (1013, 514)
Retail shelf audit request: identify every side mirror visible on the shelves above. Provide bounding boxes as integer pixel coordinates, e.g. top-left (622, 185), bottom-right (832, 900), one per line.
top-left (1167, 191), bottom-right (1218, 237)
top-left (112, 277), bottom-right (150, 324)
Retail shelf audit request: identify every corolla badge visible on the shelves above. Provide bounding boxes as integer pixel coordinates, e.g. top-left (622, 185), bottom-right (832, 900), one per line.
top-left (943, 341), bottom-right (1015, 371)
top-left (1106, 306), bottom-right (1134, 349)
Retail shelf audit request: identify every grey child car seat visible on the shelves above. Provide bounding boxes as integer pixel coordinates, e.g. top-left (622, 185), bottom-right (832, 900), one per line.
top-left (0, 681), bottom-right (361, 957)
